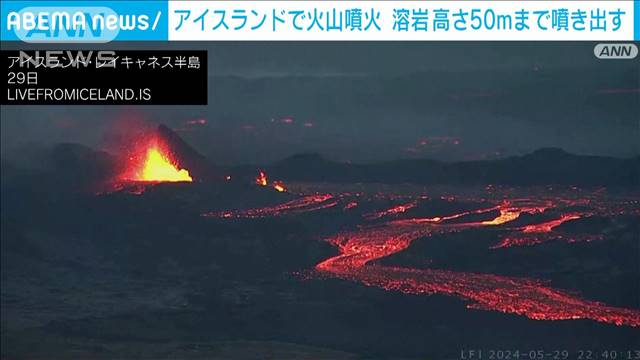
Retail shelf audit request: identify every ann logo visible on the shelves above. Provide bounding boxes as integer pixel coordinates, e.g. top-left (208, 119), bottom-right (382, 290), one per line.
top-left (594, 43), bottom-right (638, 59)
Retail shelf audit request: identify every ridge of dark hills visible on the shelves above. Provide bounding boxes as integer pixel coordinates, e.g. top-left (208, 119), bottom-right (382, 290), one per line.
top-left (268, 148), bottom-right (639, 186)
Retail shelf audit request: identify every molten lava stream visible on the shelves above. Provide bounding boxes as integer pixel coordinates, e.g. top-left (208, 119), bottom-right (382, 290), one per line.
top-left (521, 213), bottom-right (582, 233)
top-left (364, 201), bottom-right (418, 220)
top-left (492, 212), bottom-right (590, 248)
top-left (202, 193), bottom-right (338, 218)
top-left (315, 205), bottom-right (640, 327)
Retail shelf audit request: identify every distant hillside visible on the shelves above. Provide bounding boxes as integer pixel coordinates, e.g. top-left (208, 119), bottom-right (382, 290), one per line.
top-left (268, 149), bottom-right (639, 186)
top-left (2, 128), bottom-right (637, 189)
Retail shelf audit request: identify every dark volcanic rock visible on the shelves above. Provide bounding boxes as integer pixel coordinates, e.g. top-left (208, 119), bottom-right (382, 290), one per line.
top-left (157, 125), bottom-right (220, 181)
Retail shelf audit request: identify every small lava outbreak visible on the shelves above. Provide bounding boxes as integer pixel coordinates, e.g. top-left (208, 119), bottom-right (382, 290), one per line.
top-left (206, 188), bottom-right (640, 327)
top-left (273, 181), bottom-right (287, 192)
top-left (255, 171), bottom-right (268, 186)
top-left (255, 170), bottom-right (288, 192)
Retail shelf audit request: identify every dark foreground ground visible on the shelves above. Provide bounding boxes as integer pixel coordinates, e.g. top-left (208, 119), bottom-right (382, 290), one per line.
top-left (1, 176), bottom-right (639, 359)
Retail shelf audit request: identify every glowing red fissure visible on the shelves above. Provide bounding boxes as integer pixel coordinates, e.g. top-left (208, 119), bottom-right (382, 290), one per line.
top-left (364, 201), bottom-right (418, 220)
top-left (315, 202), bottom-right (640, 327)
top-left (202, 194), bottom-right (337, 218)
top-left (522, 213), bottom-right (582, 233)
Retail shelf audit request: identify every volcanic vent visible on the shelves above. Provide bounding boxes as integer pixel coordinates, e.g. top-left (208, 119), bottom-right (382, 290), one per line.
top-left (118, 125), bottom-right (217, 183)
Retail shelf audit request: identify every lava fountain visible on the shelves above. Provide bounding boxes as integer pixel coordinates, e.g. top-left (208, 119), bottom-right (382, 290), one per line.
top-left (138, 147), bottom-right (192, 182)
top-left (120, 135), bottom-right (193, 183)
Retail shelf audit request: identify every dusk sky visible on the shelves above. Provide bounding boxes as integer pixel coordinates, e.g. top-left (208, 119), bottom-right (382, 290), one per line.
top-left (2, 42), bottom-right (638, 164)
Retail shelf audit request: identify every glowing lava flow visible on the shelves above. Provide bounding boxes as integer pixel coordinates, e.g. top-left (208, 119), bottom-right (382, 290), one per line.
top-left (364, 201), bottom-right (418, 220)
top-left (522, 213), bottom-right (582, 233)
top-left (203, 194), bottom-right (337, 218)
top-left (203, 190), bottom-right (640, 327)
top-left (492, 212), bottom-right (594, 248)
top-left (273, 181), bottom-right (287, 192)
top-left (481, 208), bottom-right (522, 225)
top-left (256, 171), bottom-right (268, 186)
top-left (315, 204), bottom-right (640, 327)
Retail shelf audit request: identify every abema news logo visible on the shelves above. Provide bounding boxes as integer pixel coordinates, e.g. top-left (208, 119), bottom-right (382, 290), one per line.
top-left (1, 1), bottom-right (168, 43)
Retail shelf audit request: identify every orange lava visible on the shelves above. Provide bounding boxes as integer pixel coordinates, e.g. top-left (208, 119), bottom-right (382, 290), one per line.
top-left (364, 201), bottom-right (418, 220)
top-left (119, 135), bottom-right (192, 183)
top-left (203, 194), bottom-right (337, 218)
top-left (202, 189), bottom-right (640, 327)
top-left (256, 171), bottom-right (268, 186)
top-left (316, 204), bottom-right (640, 327)
top-left (522, 213), bottom-right (582, 233)
top-left (254, 170), bottom-right (287, 192)
top-left (492, 212), bottom-right (588, 248)
top-left (137, 147), bottom-right (192, 182)
top-left (481, 208), bottom-right (521, 225)
top-left (273, 181), bottom-right (287, 192)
